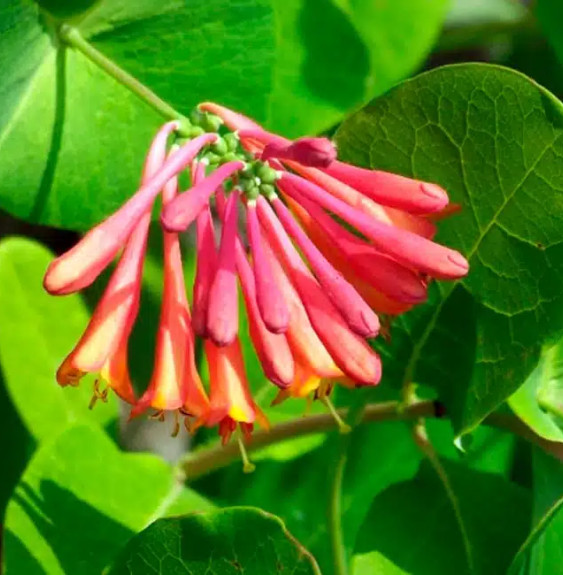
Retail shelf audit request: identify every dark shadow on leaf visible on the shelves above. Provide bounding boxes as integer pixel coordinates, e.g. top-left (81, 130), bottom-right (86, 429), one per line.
top-left (298, 0), bottom-right (369, 110)
top-left (30, 46), bottom-right (67, 223)
top-left (7, 480), bottom-right (134, 575)
top-left (2, 530), bottom-right (47, 575)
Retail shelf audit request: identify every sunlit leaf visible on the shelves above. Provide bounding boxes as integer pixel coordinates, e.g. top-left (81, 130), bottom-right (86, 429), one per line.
top-left (2, 425), bottom-right (212, 575)
top-left (0, 237), bottom-right (118, 440)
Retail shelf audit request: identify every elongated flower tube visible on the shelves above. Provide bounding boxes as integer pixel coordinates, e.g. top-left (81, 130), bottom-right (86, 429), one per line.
top-left (280, 172), bottom-right (469, 280)
top-left (160, 161), bottom-right (245, 233)
top-left (271, 195), bottom-right (380, 337)
top-left (131, 164), bottom-right (209, 419)
top-left (192, 164), bottom-right (217, 338)
top-left (281, 183), bottom-right (427, 305)
top-left (262, 137), bottom-right (337, 168)
top-left (55, 122), bottom-right (180, 402)
top-left (203, 338), bottom-right (268, 445)
top-left (206, 189), bottom-right (240, 346)
top-left (257, 196), bottom-right (381, 385)
top-left (44, 133), bottom-right (217, 295)
top-left (261, 238), bottom-right (344, 402)
top-left (246, 201), bottom-right (289, 334)
top-left (215, 191), bottom-right (294, 387)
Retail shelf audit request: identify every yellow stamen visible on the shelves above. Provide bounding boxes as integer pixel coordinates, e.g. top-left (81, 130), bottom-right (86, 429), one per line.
top-left (171, 411), bottom-right (180, 437)
top-left (237, 431), bottom-right (256, 474)
top-left (149, 409), bottom-right (165, 422)
top-left (88, 379), bottom-right (108, 410)
top-left (321, 396), bottom-right (351, 434)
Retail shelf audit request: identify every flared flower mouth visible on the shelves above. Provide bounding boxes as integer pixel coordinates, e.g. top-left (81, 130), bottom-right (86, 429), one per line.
top-left (44, 102), bottom-right (468, 445)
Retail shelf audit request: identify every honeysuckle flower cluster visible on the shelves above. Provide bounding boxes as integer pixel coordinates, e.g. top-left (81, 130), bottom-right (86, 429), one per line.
top-left (43, 103), bottom-right (468, 445)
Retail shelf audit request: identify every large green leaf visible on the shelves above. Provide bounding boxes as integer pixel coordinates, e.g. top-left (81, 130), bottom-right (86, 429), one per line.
top-left (353, 460), bottom-right (531, 575)
top-left (108, 507), bottom-right (321, 575)
top-left (336, 63), bottom-right (563, 435)
top-left (0, 0), bottom-right (448, 230)
top-left (209, 419), bottom-right (421, 575)
top-left (509, 342), bottom-right (563, 443)
top-left (509, 449), bottom-right (563, 575)
top-left (2, 424), bottom-right (213, 575)
top-left (0, 237), bottom-right (118, 441)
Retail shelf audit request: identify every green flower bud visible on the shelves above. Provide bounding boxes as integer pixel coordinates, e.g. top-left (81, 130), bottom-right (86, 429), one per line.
top-left (256, 162), bottom-right (279, 184)
top-left (224, 132), bottom-right (240, 151)
top-left (190, 108), bottom-right (205, 126)
top-left (201, 113), bottom-right (223, 132)
top-left (211, 137), bottom-right (229, 156)
top-left (259, 183), bottom-right (277, 199)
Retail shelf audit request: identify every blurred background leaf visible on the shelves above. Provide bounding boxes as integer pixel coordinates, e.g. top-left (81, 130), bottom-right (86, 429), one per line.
top-left (509, 449), bottom-right (563, 575)
top-left (509, 341), bottom-right (563, 443)
top-left (352, 460), bottom-right (531, 575)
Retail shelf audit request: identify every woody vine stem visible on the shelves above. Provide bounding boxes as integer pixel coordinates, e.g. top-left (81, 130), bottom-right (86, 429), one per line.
top-left (58, 25), bottom-right (563, 575)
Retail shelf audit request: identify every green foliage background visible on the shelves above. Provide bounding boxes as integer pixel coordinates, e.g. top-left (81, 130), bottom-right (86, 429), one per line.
top-left (0, 0), bottom-right (562, 574)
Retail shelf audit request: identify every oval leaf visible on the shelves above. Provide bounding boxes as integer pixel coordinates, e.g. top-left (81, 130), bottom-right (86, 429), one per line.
top-left (353, 460), bottom-right (531, 575)
top-left (0, 237), bottom-right (118, 440)
top-left (1, 0), bottom-right (447, 230)
top-left (509, 342), bottom-right (563, 443)
top-left (336, 63), bottom-right (563, 435)
top-left (2, 424), bottom-right (213, 575)
top-left (508, 449), bottom-right (563, 575)
top-left (108, 507), bottom-right (321, 575)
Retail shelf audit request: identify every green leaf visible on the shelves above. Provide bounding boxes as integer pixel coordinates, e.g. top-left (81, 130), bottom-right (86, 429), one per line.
top-left (0, 373), bottom-right (33, 520)
top-left (37, 0), bottom-right (101, 19)
top-left (2, 424), bottom-right (212, 575)
top-left (0, 0), bottom-right (448, 230)
top-left (536, 0), bottom-right (563, 70)
top-left (0, 237), bottom-right (118, 441)
top-left (217, 421), bottom-right (422, 575)
top-left (509, 342), bottom-right (563, 443)
top-left (446, 0), bottom-right (527, 27)
top-left (509, 449), bottom-right (563, 575)
top-left (108, 507), bottom-right (321, 575)
top-left (353, 460), bottom-right (531, 575)
top-left (336, 63), bottom-right (563, 435)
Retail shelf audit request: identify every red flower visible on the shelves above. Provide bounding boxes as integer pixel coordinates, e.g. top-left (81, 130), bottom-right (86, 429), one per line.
top-left (46, 101), bottom-right (468, 443)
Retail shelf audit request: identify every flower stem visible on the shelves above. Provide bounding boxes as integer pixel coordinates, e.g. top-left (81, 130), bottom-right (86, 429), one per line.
top-left (179, 400), bottom-right (563, 480)
top-left (58, 25), bottom-right (184, 123)
top-left (412, 419), bottom-right (475, 573)
top-left (328, 446), bottom-right (349, 575)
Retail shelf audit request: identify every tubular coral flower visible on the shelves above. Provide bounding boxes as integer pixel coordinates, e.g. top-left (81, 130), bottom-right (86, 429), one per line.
top-left (280, 172), bottom-right (469, 280)
top-left (271, 195), bottom-right (380, 338)
top-left (160, 161), bottom-right (245, 233)
top-left (191, 164), bottom-right (217, 338)
top-left (257, 196), bottom-right (382, 386)
top-left (55, 121), bottom-right (181, 402)
top-left (131, 163), bottom-right (209, 419)
top-left (44, 133), bottom-right (218, 295)
top-left (261, 137), bottom-right (337, 168)
top-left (280, 183), bottom-right (427, 306)
top-left (48, 102), bottom-right (470, 444)
top-left (203, 337), bottom-right (269, 445)
top-left (246, 202), bottom-right (289, 334)
top-left (261, 238), bottom-right (344, 401)
top-left (214, 191), bottom-right (294, 387)
top-left (206, 189), bottom-right (241, 346)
